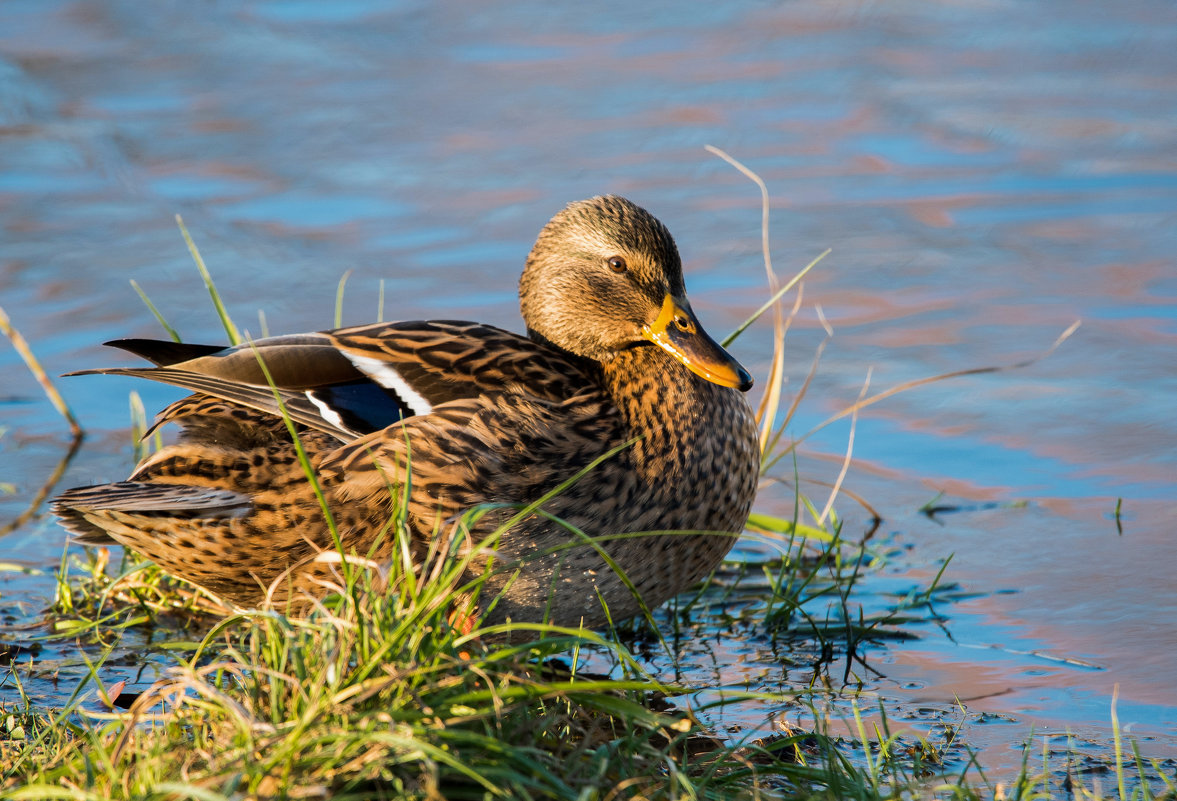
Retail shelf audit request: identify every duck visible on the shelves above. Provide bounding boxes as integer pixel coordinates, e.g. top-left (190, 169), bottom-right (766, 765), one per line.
top-left (52, 195), bottom-right (761, 629)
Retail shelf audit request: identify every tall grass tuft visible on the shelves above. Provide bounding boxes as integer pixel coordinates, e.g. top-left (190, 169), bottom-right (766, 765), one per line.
top-left (10, 520), bottom-right (890, 799)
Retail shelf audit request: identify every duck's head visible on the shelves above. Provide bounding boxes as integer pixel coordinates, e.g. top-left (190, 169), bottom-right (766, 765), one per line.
top-left (519, 195), bottom-right (753, 392)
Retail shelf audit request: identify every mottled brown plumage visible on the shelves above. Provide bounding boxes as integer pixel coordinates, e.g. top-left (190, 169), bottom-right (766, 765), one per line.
top-left (52, 196), bottom-right (760, 628)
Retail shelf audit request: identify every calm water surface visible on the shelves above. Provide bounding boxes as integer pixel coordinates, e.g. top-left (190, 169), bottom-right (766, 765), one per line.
top-left (2, 0), bottom-right (1175, 784)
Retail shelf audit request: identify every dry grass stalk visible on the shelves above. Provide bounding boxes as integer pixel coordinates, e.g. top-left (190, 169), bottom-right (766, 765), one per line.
top-left (0, 304), bottom-right (82, 437)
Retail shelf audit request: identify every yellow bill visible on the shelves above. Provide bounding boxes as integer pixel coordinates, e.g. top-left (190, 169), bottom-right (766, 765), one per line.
top-left (642, 295), bottom-right (753, 391)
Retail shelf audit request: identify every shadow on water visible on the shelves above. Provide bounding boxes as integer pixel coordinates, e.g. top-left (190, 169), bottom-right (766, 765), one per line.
top-left (2, 0), bottom-right (1176, 790)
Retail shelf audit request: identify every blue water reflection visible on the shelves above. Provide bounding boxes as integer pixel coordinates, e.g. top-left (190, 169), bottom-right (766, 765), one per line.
top-left (1, 0), bottom-right (1175, 782)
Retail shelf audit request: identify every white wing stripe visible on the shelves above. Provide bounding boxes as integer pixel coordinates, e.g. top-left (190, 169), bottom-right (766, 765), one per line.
top-left (341, 352), bottom-right (433, 417)
top-left (305, 391), bottom-right (348, 431)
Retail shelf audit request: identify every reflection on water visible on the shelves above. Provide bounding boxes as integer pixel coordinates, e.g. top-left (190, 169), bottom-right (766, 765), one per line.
top-left (2, 0), bottom-right (1175, 783)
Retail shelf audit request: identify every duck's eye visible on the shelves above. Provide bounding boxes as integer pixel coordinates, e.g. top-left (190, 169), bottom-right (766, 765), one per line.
top-left (607, 256), bottom-right (628, 274)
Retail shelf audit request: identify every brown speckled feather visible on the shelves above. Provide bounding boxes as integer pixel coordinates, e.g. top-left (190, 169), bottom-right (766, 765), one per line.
top-left (53, 196), bottom-right (760, 628)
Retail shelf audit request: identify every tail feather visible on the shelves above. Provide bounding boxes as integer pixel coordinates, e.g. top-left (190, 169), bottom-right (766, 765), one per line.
top-left (102, 338), bottom-right (227, 367)
top-left (52, 481), bottom-right (252, 545)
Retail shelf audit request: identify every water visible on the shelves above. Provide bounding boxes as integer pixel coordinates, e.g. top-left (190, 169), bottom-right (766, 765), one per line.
top-left (2, 0), bottom-right (1175, 784)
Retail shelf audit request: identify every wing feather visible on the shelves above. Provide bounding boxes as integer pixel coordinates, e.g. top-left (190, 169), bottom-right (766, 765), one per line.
top-left (68, 321), bottom-right (596, 440)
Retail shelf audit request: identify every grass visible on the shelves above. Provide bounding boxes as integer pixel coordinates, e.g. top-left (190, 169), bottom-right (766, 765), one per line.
top-left (0, 158), bottom-right (1162, 799)
top-left (5, 538), bottom-right (1172, 800)
top-left (5, 510), bottom-right (892, 798)
top-left (0, 305), bottom-right (81, 438)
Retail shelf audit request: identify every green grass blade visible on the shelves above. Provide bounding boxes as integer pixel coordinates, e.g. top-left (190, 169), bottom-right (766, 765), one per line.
top-left (175, 213), bottom-right (240, 345)
top-left (721, 248), bottom-right (829, 348)
top-left (129, 279), bottom-right (182, 343)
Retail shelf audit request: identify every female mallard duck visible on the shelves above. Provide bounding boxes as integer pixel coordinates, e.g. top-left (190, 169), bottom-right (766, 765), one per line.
top-left (53, 196), bottom-right (760, 628)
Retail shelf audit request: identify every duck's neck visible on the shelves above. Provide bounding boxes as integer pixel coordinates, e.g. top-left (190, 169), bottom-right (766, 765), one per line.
top-left (598, 345), bottom-right (745, 478)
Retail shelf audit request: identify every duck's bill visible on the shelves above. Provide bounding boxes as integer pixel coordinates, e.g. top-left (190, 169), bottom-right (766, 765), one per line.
top-left (642, 295), bottom-right (754, 391)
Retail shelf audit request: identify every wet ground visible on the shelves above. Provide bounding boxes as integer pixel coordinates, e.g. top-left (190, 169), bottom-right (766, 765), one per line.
top-left (2, 0), bottom-right (1175, 786)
